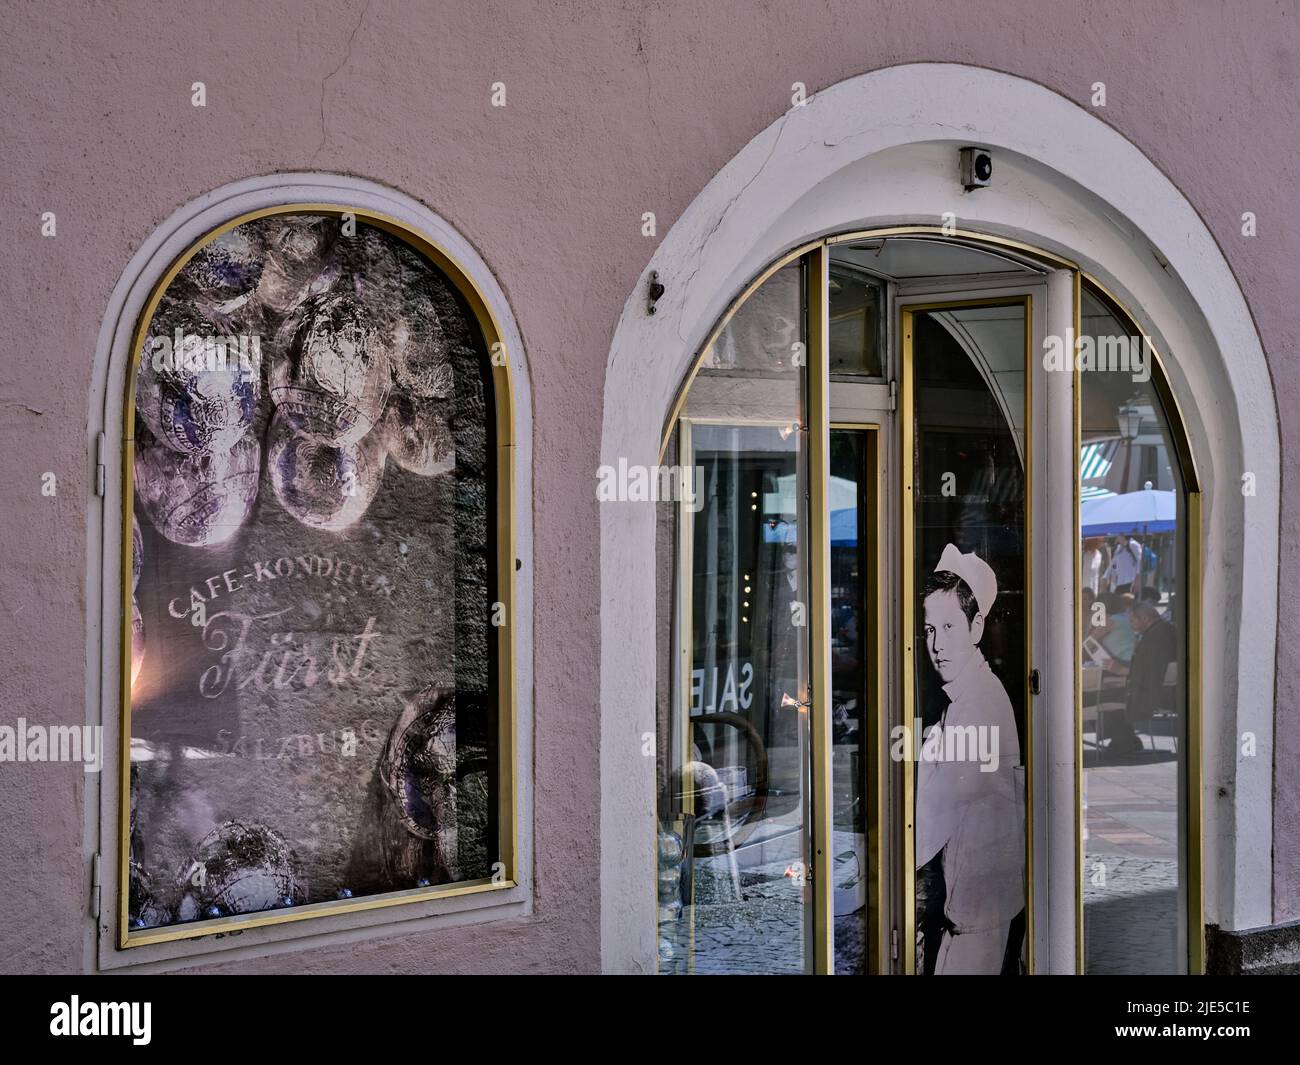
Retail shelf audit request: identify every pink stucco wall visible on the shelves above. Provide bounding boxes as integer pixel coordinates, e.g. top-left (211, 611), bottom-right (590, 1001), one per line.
top-left (0, 0), bottom-right (1297, 972)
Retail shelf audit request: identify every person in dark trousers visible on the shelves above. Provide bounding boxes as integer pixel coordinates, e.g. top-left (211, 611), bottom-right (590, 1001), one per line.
top-left (1102, 599), bottom-right (1176, 755)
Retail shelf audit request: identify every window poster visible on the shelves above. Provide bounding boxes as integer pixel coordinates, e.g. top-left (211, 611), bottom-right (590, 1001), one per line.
top-left (127, 212), bottom-right (498, 933)
top-left (911, 306), bottom-right (1028, 975)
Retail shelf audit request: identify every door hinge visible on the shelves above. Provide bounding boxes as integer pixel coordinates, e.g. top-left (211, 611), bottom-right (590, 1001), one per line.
top-left (890, 926), bottom-right (899, 961)
top-left (1029, 668), bottom-right (1042, 696)
top-left (94, 431), bottom-right (106, 498)
top-left (90, 853), bottom-right (102, 919)
top-left (888, 380), bottom-right (898, 411)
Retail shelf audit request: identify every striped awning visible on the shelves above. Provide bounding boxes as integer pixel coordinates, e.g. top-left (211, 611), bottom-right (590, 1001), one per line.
top-left (1080, 439), bottom-right (1116, 500)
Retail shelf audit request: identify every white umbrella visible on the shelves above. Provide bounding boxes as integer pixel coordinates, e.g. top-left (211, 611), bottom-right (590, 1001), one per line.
top-left (768, 473), bottom-right (858, 514)
top-left (1080, 487), bottom-right (1176, 536)
top-left (766, 474), bottom-right (859, 544)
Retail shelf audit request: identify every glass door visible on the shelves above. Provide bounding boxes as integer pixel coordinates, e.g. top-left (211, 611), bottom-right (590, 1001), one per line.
top-left (901, 298), bottom-right (1032, 975)
top-left (656, 238), bottom-right (1058, 976)
top-left (825, 249), bottom-right (891, 975)
top-left (656, 258), bottom-right (817, 975)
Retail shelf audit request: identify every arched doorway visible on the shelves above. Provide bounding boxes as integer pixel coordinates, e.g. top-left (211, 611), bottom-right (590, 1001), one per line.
top-left (600, 64), bottom-right (1275, 974)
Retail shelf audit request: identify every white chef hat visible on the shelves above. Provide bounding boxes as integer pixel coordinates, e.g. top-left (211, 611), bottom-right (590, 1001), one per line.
top-left (934, 543), bottom-right (997, 617)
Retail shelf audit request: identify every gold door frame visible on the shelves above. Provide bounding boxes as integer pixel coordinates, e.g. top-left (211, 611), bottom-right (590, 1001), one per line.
top-left (807, 245), bottom-right (834, 972)
top-left (118, 204), bottom-right (519, 949)
top-left (660, 226), bottom-right (1205, 976)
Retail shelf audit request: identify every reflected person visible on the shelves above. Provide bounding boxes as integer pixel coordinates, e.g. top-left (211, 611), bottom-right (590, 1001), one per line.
top-left (1101, 598), bottom-right (1176, 755)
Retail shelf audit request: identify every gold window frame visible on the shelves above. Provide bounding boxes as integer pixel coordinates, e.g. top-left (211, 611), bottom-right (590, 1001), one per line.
top-left (117, 204), bottom-right (518, 949)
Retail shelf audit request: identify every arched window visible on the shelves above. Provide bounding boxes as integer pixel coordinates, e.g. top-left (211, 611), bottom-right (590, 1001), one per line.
top-left (1077, 280), bottom-right (1200, 974)
top-left (121, 207), bottom-right (513, 947)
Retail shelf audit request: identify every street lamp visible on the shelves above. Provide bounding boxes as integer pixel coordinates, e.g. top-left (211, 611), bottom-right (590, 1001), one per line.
top-left (1117, 403), bottom-right (1143, 440)
top-left (1112, 402), bottom-right (1144, 496)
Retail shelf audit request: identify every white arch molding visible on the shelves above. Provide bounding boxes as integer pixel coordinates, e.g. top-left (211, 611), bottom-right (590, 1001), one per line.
top-left (600, 63), bottom-right (1277, 973)
top-left (84, 173), bottom-right (535, 971)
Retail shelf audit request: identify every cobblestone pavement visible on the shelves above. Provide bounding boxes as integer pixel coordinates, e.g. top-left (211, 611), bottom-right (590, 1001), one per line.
top-left (661, 736), bottom-right (1184, 975)
top-left (1083, 733), bottom-right (1183, 973)
top-left (660, 857), bottom-right (808, 975)
top-left (660, 835), bottom-right (869, 974)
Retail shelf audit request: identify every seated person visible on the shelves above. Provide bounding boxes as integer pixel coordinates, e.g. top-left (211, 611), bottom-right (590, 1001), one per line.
top-left (1099, 599), bottom-right (1176, 755)
top-left (1095, 592), bottom-right (1136, 661)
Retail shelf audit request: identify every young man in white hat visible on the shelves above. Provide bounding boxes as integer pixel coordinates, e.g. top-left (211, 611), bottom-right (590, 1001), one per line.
top-left (915, 543), bottom-right (1025, 974)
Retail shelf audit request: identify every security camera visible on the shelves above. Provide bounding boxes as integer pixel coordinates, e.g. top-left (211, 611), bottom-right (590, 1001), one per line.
top-left (960, 147), bottom-right (993, 190)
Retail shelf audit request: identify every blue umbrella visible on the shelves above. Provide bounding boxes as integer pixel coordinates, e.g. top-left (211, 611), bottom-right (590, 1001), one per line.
top-left (766, 505), bottom-right (859, 545)
top-left (830, 506), bottom-right (857, 547)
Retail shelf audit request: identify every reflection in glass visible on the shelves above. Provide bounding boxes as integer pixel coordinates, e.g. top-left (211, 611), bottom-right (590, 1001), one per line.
top-left (828, 255), bottom-right (885, 377)
top-left (910, 302), bottom-right (1027, 975)
top-left (1079, 286), bottom-right (1189, 974)
top-left (657, 263), bottom-right (812, 974)
top-left (700, 263), bottom-right (803, 375)
top-left (128, 213), bottom-right (498, 935)
top-left (830, 428), bottom-right (876, 974)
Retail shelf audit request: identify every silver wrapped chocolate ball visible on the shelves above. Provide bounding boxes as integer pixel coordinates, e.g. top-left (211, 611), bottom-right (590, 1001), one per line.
top-left (387, 246), bottom-right (458, 400)
top-left (658, 827), bottom-right (684, 866)
top-left (254, 213), bottom-right (337, 315)
top-left (175, 820), bottom-right (303, 920)
top-left (136, 297), bottom-right (261, 456)
top-left (128, 859), bottom-right (172, 929)
top-left (270, 291), bottom-right (392, 445)
top-left (390, 285), bottom-right (455, 400)
top-left (380, 395), bottom-right (454, 477)
top-left (267, 409), bottom-right (385, 532)
top-left (134, 428), bottom-right (260, 547)
top-left (340, 233), bottom-right (454, 400)
top-left (174, 225), bottom-right (265, 313)
top-left (379, 687), bottom-right (459, 851)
